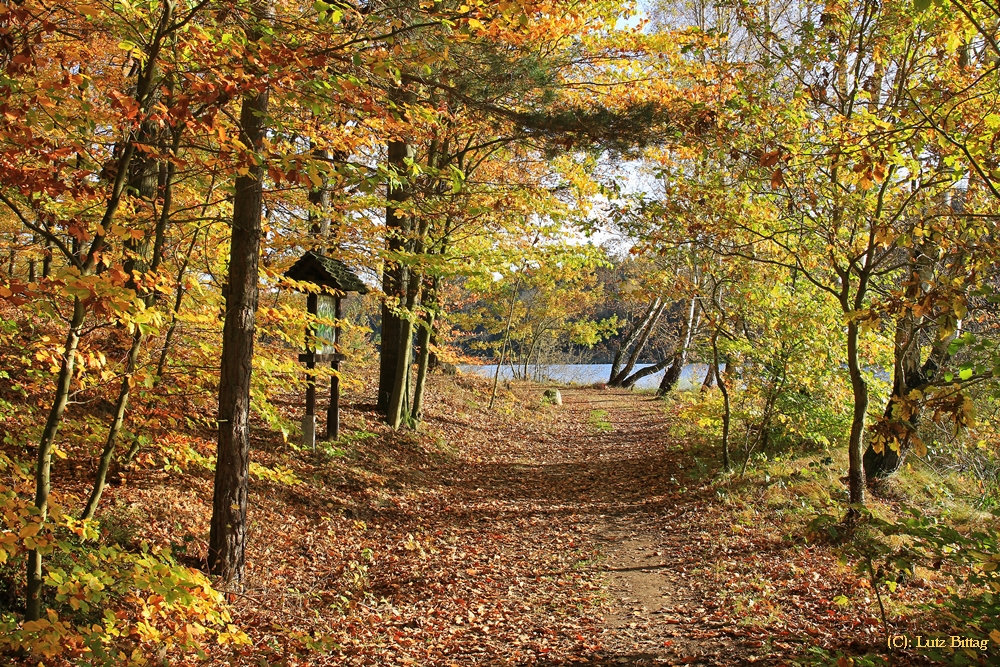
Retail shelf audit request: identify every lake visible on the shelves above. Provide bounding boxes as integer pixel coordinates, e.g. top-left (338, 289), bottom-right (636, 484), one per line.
top-left (457, 363), bottom-right (716, 391)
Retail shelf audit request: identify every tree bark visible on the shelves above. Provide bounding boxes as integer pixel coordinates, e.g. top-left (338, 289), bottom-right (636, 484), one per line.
top-left (701, 362), bottom-right (715, 390)
top-left (846, 319), bottom-right (867, 507)
top-left (41, 238), bottom-right (52, 278)
top-left (411, 275), bottom-right (437, 422)
top-left (864, 335), bottom-right (951, 480)
top-left (378, 133), bottom-right (413, 414)
top-left (657, 353), bottom-right (685, 395)
top-left (609, 298), bottom-right (661, 385)
top-left (611, 299), bottom-right (665, 386)
top-left (208, 33), bottom-right (270, 583)
top-left (81, 328), bottom-right (142, 520)
top-left (619, 355), bottom-right (673, 389)
top-left (657, 295), bottom-right (699, 396)
top-left (26, 298), bottom-right (85, 620)
top-left (712, 333), bottom-right (731, 472)
top-left (84, 125), bottom-right (179, 519)
top-left (863, 241), bottom-right (954, 481)
top-left (388, 314), bottom-right (414, 429)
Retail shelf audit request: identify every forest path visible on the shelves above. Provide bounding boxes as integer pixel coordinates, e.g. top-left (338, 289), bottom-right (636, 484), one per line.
top-left (424, 386), bottom-right (743, 666)
top-left (236, 380), bottom-right (843, 666)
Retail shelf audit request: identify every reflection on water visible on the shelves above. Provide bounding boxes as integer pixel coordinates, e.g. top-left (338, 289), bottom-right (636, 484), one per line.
top-left (457, 363), bottom-right (717, 391)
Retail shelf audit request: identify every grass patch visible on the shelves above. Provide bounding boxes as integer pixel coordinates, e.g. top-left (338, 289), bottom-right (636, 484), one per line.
top-left (588, 409), bottom-right (613, 432)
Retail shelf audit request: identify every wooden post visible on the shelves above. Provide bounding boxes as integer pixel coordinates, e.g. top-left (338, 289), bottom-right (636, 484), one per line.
top-left (327, 295), bottom-right (342, 440)
top-left (303, 293), bottom-right (317, 449)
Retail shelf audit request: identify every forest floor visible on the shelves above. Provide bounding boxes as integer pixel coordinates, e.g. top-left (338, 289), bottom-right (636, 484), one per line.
top-left (148, 374), bottom-right (940, 666)
top-left (17, 370), bottom-right (967, 666)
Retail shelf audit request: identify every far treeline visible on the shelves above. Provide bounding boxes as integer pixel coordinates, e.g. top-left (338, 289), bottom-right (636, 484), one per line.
top-left (0, 0), bottom-right (998, 663)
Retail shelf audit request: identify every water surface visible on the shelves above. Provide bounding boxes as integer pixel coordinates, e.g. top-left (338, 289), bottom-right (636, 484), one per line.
top-left (457, 363), bottom-right (716, 391)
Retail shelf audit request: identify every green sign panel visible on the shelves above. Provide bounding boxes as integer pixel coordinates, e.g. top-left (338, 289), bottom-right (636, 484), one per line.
top-left (315, 295), bottom-right (337, 354)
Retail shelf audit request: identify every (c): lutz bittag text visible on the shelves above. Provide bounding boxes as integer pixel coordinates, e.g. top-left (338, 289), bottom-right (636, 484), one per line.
top-left (888, 635), bottom-right (990, 651)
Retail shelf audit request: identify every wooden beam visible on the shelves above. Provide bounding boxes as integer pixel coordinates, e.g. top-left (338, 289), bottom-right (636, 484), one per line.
top-left (298, 352), bottom-right (345, 364)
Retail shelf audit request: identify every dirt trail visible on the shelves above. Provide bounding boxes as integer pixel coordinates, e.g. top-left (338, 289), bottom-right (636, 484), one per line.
top-left (431, 386), bottom-right (742, 666)
top-left (231, 380), bottom-right (842, 666)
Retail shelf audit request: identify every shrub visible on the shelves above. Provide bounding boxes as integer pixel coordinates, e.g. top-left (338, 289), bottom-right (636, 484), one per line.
top-left (0, 454), bottom-right (247, 665)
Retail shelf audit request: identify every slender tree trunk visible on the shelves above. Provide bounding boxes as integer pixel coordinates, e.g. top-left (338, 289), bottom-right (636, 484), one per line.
top-left (155, 232), bottom-right (198, 380)
top-left (22, 0), bottom-right (173, 616)
top-left (388, 214), bottom-right (423, 427)
top-left (41, 238), bottom-right (52, 278)
top-left (712, 333), bottom-right (731, 472)
top-left (489, 266), bottom-right (525, 409)
top-left (85, 126), bottom-right (179, 517)
top-left (611, 299), bottom-right (665, 386)
top-left (741, 386), bottom-right (778, 475)
top-left (26, 298), bottom-right (85, 621)
top-left (657, 296), bottom-right (699, 396)
top-left (308, 146), bottom-right (332, 244)
top-left (846, 319), bottom-right (867, 507)
top-left (609, 298), bottom-right (661, 384)
top-left (156, 176), bottom-right (215, 382)
top-left (209, 31), bottom-right (270, 582)
top-left (81, 329), bottom-right (142, 520)
top-left (411, 276), bottom-right (437, 423)
top-left (701, 362), bottom-right (715, 390)
top-left (619, 355), bottom-right (672, 389)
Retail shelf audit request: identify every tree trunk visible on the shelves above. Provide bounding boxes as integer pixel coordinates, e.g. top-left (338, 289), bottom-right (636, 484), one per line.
top-left (378, 134), bottom-right (413, 414)
top-left (611, 299), bottom-right (665, 386)
top-left (26, 298), bottom-right (85, 621)
top-left (208, 51), bottom-right (269, 584)
top-left (701, 362), bottom-right (715, 390)
top-left (308, 146), bottom-right (332, 243)
top-left (609, 298), bottom-right (661, 385)
top-left (490, 268), bottom-right (524, 409)
top-left (657, 295), bottom-right (699, 396)
top-left (85, 127), bottom-right (179, 517)
top-left (22, 0), bottom-right (174, 617)
top-left (863, 242), bottom-right (953, 481)
top-left (41, 238), bottom-right (52, 278)
top-left (411, 311), bottom-right (434, 423)
top-left (81, 328), bottom-right (142, 520)
top-left (156, 176), bottom-right (215, 383)
top-left (619, 355), bottom-right (672, 389)
top-left (657, 353), bottom-right (685, 395)
top-left (155, 232), bottom-right (198, 381)
top-left (411, 276), bottom-right (437, 422)
top-left (388, 315), bottom-right (414, 430)
top-left (846, 319), bottom-right (867, 507)
top-left (388, 215), bottom-right (423, 427)
top-left (712, 334), bottom-right (731, 472)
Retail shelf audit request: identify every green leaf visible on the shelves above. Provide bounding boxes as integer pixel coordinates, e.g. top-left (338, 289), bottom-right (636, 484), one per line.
top-left (914, 0), bottom-right (931, 11)
top-left (959, 367), bottom-right (973, 381)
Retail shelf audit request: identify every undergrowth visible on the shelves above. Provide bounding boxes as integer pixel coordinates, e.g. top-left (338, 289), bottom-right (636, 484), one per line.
top-left (665, 387), bottom-right (1000, 666)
